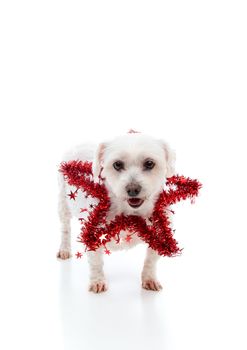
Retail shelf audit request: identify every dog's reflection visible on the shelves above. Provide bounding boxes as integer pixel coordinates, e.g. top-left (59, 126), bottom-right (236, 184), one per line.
top-left (58, 261), bottom-right (168, 350)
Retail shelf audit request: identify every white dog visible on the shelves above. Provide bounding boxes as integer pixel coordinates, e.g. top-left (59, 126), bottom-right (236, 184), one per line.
top-left (57, 133), bottom-right (175, 293)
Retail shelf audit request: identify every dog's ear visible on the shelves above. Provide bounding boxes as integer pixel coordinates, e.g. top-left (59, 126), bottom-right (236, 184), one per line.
top-left (161, 141), bottom-right (176, 177)
top-left (92, 143), bottom-right (107, 181)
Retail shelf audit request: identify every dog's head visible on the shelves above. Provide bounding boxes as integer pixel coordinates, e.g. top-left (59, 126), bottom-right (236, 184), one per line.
top-left (93, 134), bottom-right (175, 216)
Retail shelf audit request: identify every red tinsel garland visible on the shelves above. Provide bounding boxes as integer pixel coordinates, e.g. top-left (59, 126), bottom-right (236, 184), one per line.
top-left (59, 160), bottom-right (202, 257)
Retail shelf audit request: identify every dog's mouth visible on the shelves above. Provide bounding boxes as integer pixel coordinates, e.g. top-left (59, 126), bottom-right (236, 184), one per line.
top-left (127, 198), bottom-right (144, 208)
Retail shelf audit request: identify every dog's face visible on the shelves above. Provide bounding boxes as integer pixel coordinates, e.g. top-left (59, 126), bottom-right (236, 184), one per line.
top-left (93, 134), bottom-right (175, 216)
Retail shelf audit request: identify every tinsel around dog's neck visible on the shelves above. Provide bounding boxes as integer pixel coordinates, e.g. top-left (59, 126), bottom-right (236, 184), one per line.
top-left (60, 160), bottom-right (202, 257)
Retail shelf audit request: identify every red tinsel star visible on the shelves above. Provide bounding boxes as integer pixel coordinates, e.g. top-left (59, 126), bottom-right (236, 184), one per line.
top-left (125, 234), bottom-right (132, 243)
top-left (68, 190), bottom-right (77, 200)
top-left (60, 160), bottom-right (202, 257)
top-left (104, 248), bottom-right (111, 255)
top-left (75, 252), bottom-right (83, 259)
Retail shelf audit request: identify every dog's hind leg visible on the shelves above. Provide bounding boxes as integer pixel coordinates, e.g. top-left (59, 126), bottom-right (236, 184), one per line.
top-left (57, 174), bottom-right (72, 259)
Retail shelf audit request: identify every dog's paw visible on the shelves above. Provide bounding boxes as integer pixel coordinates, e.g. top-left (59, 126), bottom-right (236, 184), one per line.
top-left (57, 248), bottom-right (72, 260)
top-left (89, 281), bottom-right (108, 293)
top-left (142, 279), bottom-right (163, 291)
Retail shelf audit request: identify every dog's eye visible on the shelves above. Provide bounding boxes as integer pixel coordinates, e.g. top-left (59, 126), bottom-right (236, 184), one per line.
top-left (113, 161), bottom-right (124, 171)
top-left (143, 160), bottom-right (155, 170)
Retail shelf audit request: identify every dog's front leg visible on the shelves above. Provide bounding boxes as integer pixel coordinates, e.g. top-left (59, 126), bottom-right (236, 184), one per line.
top-left (141, 247), bottom-right (163, 291)
top-left (87, 250), bottom-right (108, 293)
top-left (57, 181), bottom-right (72, 259)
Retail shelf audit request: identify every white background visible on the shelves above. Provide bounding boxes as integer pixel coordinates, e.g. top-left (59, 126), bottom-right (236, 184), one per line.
top-left (0, 1), bottom-right (247, 349)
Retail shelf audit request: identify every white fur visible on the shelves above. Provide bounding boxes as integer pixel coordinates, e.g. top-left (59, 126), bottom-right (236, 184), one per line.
top-left (57, 134), bottom-right (175, 293)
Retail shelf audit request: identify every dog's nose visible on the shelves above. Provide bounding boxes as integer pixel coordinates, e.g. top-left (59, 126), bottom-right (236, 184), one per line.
top-left (126, 183), bottom-right (142, 197)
